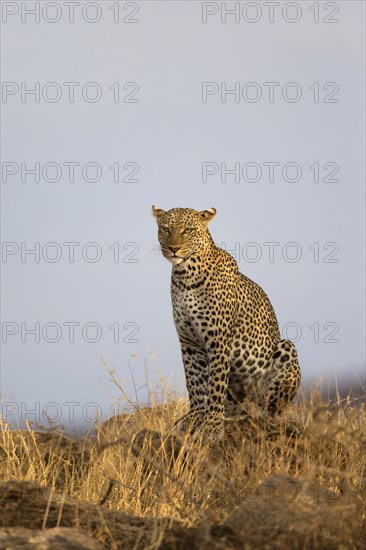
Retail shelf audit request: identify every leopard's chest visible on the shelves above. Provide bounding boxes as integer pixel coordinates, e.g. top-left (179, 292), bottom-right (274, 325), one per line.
top-left (171, 278), bottom-right (205, 318)
top-left (171, 276), bottom-right (211, 341)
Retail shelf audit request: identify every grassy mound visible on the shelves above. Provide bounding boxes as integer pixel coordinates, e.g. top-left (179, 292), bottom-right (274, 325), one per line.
top-left (0, 388), bottom-right (365, 548)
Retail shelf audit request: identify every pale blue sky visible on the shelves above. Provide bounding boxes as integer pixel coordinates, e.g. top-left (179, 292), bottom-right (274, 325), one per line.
top-left (1, 1), bottom-right (365, 428)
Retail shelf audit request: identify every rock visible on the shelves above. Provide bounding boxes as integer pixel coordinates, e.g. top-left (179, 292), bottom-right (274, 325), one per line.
top-left (222, 474), bottom-right (357, 549)
top-left (0, 527), bottom-right (105, 549)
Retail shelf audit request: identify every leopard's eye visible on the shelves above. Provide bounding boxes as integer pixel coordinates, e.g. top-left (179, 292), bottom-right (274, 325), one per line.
top-left (183, 227), bottom-right (195, 234)
top-left (160, 225), bottom-right (169, 233)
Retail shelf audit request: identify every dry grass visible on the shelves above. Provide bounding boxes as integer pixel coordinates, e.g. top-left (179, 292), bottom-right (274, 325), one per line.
top-left (0, 385), bottom-right (365, 548)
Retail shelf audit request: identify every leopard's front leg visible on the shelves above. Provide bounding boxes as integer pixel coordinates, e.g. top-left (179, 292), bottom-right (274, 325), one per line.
top-left (199, 337), bottom-right (233, 440)
top-left (174, 340), bottom-right (209, 433)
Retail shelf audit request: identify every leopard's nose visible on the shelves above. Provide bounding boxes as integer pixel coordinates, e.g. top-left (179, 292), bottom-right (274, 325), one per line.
top-left (169, 246), bottom-right (181, 254)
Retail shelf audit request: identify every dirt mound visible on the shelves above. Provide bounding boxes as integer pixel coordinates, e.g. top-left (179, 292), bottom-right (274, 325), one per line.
top-left (0, 480), bottom-right (180, 548)
top-left (1, 475), bottom-right (363, 549)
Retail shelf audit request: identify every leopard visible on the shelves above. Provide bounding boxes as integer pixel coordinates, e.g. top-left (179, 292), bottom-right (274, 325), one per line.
top-left (152, 205), bottom-right (301, 440)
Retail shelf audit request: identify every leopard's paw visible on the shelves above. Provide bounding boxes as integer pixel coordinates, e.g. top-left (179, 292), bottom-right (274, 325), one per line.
top-left (174, 409), bottom-right (206, 434)
top-left (199, 415), bottom-right (225, 442)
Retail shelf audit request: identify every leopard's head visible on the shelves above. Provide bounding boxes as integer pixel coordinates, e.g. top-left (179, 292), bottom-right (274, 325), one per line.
top-left (152, 206), bottom-right (216, 266)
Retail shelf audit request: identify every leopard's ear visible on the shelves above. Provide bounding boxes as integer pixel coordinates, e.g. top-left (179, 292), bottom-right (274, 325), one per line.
top-left (152, 205), bottom-right (166, 222)
top-left (199, 208), bottom-right (216, 226)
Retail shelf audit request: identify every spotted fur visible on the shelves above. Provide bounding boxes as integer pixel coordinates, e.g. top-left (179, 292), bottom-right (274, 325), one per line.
top-left (152, 206), bottom-right (301, 439)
